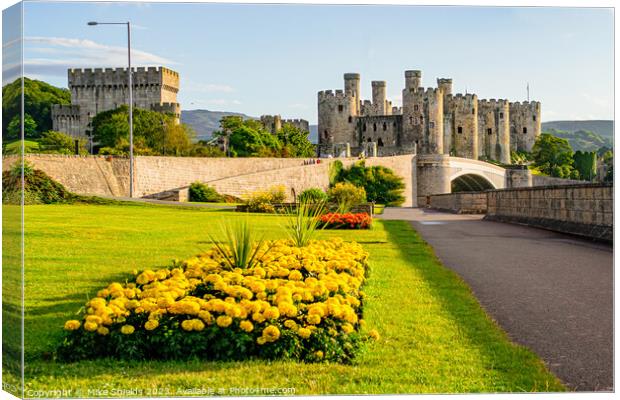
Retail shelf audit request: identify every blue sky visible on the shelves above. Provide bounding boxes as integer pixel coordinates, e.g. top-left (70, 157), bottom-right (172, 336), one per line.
top-left (4, 2), bottom-right (615, 123)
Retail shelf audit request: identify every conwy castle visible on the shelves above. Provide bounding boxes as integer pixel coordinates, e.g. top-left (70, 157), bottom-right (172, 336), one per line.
top-left (318, 70), bottom-right (541, 161)
top-left (52, 66), bottom-right (182, 138)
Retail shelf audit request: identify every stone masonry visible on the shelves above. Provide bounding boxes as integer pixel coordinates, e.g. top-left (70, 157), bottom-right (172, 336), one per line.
top-left (318, 70), bottom-right (541, 161)
top-left (51, 66), bottom-right (181, 139)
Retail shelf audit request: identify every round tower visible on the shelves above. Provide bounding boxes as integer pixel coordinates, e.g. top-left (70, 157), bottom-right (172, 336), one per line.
top-left (371, 81), bottom-right (387, 115)
top-left (344, 73), bottom-right (360, 116)
top-left (437, 78), bottom-right (453, 96)
top-left (405, 70), bottom-right (422, 91)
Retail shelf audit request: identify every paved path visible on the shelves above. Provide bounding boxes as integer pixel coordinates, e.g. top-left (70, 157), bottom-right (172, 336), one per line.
top-left (380, 208), bottom-right (613, 392)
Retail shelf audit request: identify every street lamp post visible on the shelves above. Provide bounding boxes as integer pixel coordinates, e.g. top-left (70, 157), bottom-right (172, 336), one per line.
top-left (88, 21), bottom-right (134, 197)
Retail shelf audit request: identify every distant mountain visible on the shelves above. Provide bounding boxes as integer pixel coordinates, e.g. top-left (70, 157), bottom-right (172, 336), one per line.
top-left (309, 125), bottom-right (318, 144)
top-left (181, 109), bottom-right (254, 141)
top-left (546, 128), bottom-right (612, 153)
top-left (542, 120), bottom-right (613, 141)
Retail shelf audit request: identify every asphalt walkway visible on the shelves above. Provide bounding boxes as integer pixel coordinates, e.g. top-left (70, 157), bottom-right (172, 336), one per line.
top-left (380, 207), bottom-right (613, 392)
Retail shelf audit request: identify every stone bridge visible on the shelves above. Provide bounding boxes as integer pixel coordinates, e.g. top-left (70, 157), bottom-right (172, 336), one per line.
top-left (414, 155), bottom-right (531, 206)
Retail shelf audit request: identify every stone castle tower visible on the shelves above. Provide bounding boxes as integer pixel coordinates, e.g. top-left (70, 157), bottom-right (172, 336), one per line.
top-left (318, 70), bottom-right (541, 163)
top-left (52, 66), bottom-right (181, 138)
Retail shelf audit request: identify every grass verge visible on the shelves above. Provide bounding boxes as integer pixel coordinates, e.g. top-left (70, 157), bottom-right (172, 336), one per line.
top-left (3, 204), bottom-right (564, 395)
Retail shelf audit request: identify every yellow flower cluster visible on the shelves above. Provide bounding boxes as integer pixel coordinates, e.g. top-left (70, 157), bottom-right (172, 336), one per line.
top-left (64, 238), bottom-right (370, 345)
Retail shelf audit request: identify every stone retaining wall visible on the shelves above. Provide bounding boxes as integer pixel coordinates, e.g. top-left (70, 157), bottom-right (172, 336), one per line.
top-left (427, 192), bottom-right (487, 214)
top-left (486, 184), bottom-right (613, 241)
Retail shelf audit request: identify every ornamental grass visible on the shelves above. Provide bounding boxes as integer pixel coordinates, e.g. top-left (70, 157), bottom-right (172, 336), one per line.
top-left (58, 238), bottom-right (376, 363)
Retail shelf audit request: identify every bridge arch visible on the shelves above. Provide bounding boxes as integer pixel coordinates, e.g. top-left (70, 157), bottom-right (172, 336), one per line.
top-left (451, 172), bottom-right (496, 192)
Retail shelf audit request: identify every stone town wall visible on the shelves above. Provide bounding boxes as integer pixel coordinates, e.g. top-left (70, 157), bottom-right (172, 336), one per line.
top-left (532, 175), bottom-right (588, 187)
top-left (3, 154), bottom-right (130, 197)
top-left (486, 184), bottom-right (613, 241)
top-left (427, 192), bottom-right (487, 214)
top-left (3, 154), bottom-right (415, 207)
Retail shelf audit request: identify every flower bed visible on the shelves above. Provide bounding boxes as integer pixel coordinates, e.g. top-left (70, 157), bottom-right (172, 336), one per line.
top-left (320, 212), bottom-right (372, 230)
top-left (59, 239), bottom-right (377, 363)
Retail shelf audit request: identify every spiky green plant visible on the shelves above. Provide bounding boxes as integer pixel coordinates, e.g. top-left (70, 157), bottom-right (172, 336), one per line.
top-left (284, 199), bottom-right (328, 247)
top-left (208, 219), bottom-right (273, 270)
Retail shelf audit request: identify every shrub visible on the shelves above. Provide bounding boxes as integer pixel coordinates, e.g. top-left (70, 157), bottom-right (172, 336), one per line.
top-left (2, 161), bottom-right (76, 205)
top-left (244, 185), bottom-right (287, 213)
top-left (189, 182), bottom-right (224, 203)
top-left (298, 188), bottom-right (328, 203)
top-left (336, 162), bottom-right (405, 206)
top-left (58, 238), bottom-right (374, 363)
top-left (327, 182), bottom-right (366, 213)
top-left (320, 213), bottom-right (372, 230)
top-left (208, 219), bottom-right (273, 270)
top-left (284, 199), bottom-right (326, 247)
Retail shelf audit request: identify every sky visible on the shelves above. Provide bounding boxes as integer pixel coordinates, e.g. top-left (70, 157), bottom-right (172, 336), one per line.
top-left (2, 2), bottom-right (615, 123)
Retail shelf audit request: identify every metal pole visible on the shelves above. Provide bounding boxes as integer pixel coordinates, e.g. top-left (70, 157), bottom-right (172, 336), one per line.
top-left (127, 22), bottom-right (134, 198)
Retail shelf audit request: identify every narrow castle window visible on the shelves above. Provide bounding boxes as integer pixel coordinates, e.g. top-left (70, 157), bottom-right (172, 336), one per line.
top-left (414, 104), bottom-right (419, 111)
top-left (348, 116), bottom-right (352, 123)
top-left (378, 138), bottom-right (384, 147)
top-left (409, 116), bottom-right (414, 124)
top-left (429, 121), bottom-right (435, 129)
top-left (457, 126), bottom-right (463, 134)
top-left (373, 123), bottom-right (377, 131)
top-left (393, 122), bottom-right (396, 127)
top-left (487, 128), bottom-right (493, 135)
top-left (363, 124), bottom-right (367, 132)
top-left (367, 138), bottom-right (372, 143)
top-left (324, 130), bottom-right (329, 139)
top-left (523, 127), bottom-right (528, 134)
top-left (338, 105), bottom-right (344, 112)
top-left (499, 112), bottom-right (504, 119)
top-left (472, 108), bottom-right (475, 115)
top-left (533, 115), bottom-right (537, 121)
top-left (383, 122), bottom-right (387, 131)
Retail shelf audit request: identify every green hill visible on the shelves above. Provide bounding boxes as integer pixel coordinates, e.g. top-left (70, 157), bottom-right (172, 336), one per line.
top-left (545, 128), bottom-right (612, 152)
top-left (2, 77), bottom-right (71, 139)
top-left (542, 120), bottom-right (613, 141)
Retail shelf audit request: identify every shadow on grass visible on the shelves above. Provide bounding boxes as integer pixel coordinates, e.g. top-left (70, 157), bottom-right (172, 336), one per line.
top-left (380, 219), bottom-right (565, 392)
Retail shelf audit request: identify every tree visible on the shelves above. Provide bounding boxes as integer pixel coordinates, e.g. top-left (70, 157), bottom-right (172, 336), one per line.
top-left (277, 123), bottom-right (315, 157)
top-left (602, 150), bottom-right (613, 183)
top-left (531, 133), bottom-right (575, 178)
top-left (335, 161), bottom-right (405, 206)
top-left (214, 116), bottom-right (281, 157)
top-left (7, 113), bottom-right (38, 140)
top-left (573, 150), bottom-right (597, 181)
top-left (2, 77), bottom-right (71, 139)
top-left (38, 130), bottom-right (87, 154)
top-left (91, 105), bottom-right (195, 156)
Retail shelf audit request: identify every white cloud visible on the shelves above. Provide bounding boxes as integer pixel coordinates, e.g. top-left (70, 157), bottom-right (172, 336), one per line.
top-left (22, 36), bottom-right (176, 78)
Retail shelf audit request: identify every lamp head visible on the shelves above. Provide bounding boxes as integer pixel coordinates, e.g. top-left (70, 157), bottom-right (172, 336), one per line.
top-left (87, 21), bottom-right (98, 26)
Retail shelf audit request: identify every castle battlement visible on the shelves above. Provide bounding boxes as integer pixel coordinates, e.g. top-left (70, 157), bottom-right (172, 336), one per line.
top-left (509, 101), bottom-right (541, 111)
top-left (452, 93), bottom-right (477, 101)
top-left (479, 98), bottom-right (509, 106)
top-left (51, 104), bottom-right (81, 117)
top-left (318, 89), bottom-right (354, 101)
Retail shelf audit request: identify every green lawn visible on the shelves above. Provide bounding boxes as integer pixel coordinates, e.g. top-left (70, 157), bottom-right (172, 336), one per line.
top-left (3, 203), bottom-right (564, 396)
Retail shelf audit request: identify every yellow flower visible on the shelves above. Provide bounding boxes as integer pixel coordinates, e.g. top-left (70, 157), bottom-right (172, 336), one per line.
top-left (84, 321), bottom-right (98, 332)
top-left (288, 270), bottom-right (303, 281)
top-left (216, 315), bottom-right (233, 328)
top-left (307, 314), bottom-right (321, 325)
top-left (239, 320), bottom-right (254, 333)
top-left (256, 336), bottom-right (267, 345)
top-left (315, 350), bottom-right (324, 359)
top-left (64, 320), bottom-right (81, 331)
top-left (97, 326), bottom-right (109, 335)
top-left (120, 325), bottom-right (135, 335)
top-left (192, 319), bottom-right (205, 331)
top-left (252, 312), bottom-right (266, 323)
top-left (368, 329), bottom-right (380, 341)
top-left (145, 320), bottom-right (159, 331)
top-left (263, 306), bottom-right (280, 320)
top-left (297, 327), bottom-right (312, 339)
top-left (262, 325), bottom-right (281, 342)
top-left (198, 310), bottom-right (214, 324)
top-left (181, 319), bottom-right (194, 331)
top-left (283, 319), bottom-right (297, 330)
top-left (341, 323), bottom-right (354, 334)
